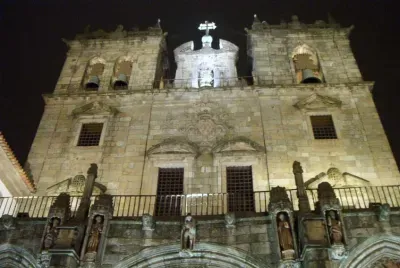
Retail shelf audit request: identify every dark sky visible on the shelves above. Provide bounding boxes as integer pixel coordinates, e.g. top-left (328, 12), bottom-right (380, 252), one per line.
top-left (1, 0), bottom-right (399, 170)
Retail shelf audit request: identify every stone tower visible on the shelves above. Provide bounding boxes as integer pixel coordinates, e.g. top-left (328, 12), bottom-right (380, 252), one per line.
top-left (25, 16), bottom-right (399, 198)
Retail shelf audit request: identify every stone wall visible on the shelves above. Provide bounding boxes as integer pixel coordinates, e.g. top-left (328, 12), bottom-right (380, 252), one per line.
top-left (26, 83), bottom-right (400, 195)
top-left (102, 216), bottom-right (278, 267)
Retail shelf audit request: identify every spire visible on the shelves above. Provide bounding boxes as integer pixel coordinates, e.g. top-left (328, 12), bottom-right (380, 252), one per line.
top-left (252, 14), bottom-right (263, 30)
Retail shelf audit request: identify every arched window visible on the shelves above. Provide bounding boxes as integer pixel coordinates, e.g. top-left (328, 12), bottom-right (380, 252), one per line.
top-left (112, 57), bottom-right (133, 90)
top-left (83, 57), bottom-right (106, 91)
top-left (292, 44), bottom-right (323, 84)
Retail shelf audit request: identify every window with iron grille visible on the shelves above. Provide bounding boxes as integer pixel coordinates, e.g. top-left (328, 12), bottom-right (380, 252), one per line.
top-left (77, 123), bottom-right (104, 146)
top-left (310, 115), bottom-right (337, 139)
top-left (155, 168), bottom-right (184, 216)
top-left (226, 166), bottom-right (254, 212)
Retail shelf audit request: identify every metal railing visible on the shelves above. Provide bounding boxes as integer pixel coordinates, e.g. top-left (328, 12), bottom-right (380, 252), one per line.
top-left (0, 185), bottom-right (399, 219)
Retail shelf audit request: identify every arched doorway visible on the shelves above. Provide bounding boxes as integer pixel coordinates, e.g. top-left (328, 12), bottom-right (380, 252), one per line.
top-left (114, 242), bottom-right (269, 268)
top-left (0, 244), bottom-right (39, 268)
top-left (340, 235), bottom-right (400, 268)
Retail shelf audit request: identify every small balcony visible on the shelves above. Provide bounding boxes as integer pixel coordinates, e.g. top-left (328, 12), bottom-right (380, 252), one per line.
top-left (1, 185), bottom-right (399, 219)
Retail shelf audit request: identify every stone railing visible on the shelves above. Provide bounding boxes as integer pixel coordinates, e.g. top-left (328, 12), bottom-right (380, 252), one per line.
top-left (1, 185), bottom-right (399, 219)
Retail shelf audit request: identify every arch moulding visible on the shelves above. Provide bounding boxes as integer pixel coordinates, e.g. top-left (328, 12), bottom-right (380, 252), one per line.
top-left (114, 242), bottom-right (269, 268)
top-left (0, 243), bottom-right (39, 268)
top-left (339, 235), bottom-right (400, 268)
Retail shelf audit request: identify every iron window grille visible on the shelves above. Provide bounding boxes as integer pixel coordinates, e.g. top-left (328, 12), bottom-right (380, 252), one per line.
top-left (226, 166), bottom-right (255, 212)
top-left (310, 115), bottom-right (337, 139)
top-left (155, 168), bottom-right (184, 216)
top-left (77, 123), bottom-right (104, 146)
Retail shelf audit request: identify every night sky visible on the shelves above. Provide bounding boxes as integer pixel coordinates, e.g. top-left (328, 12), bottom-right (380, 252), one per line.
top-left (0, 0), bottom-right (399, 170)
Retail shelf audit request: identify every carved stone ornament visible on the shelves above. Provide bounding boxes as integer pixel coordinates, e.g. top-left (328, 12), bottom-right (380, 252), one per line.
top-left (368, 257), bottom-right (400, 268)
top-left (178, 98), bottom-right (233, 149)
top-left (305, 167), bottom-right (370, 189)
top-left (293, 93), bottom-right (342, 111)
top-left (330, 243), bottom-right (348, 260)
top-left (71, 101), bottom-right (119, 117)
top-left (48, 193), bottom-right (71, 223)
top-left (90, 194), bottom-right (114, 218)
top-left (224, 212), bottom-right (236, 228)
top-left (0, 215), bottom-right (15, 230)
top-left (279, 260), bottom-right (301, 268)
top-left (37, 251), bottom-right (51, 268)
top-left (181, 214), bottom-right (196, 254)
top-left (378, 204), bottom-right (391, 222)
top-left (142, 214), bottom-right (155, 231)
top-left (43, 217), bottom-right (61, 250)
top-left (268, 186), bottom-right (294, 213)
top-left (326, 210), bottom-right (344, 245)
top-left (46, 176), bottom-right (107, 196)
top-left (317, 182), bottom-right (341, 212)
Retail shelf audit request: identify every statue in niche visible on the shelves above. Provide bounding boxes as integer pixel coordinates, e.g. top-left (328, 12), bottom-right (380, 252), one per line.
top-left (277, 213), bottom-right (294, 252)
top-left (181, 214), bottom-right (196, 251)
top-left (198, 67), bottom-right (214, 87)
top-left (326, 210), bottom-right (343, 244)
top-left (87, 215), bottom-right (104, 253)
top-left (43, 217), bottom-right (60, 250)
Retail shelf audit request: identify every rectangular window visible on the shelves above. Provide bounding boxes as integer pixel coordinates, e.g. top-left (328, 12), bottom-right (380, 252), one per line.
top-left (155, 168), bottom-right (184, 216)
top-left (226, 166), bottom-right (254, 212)
top-left (310, 115), bottom-right (337, 139)
top-left (77, 123), bottom-right (104, 146)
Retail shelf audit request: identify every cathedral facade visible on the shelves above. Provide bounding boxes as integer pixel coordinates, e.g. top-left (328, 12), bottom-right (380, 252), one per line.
top-left (0, 15), bottom-right (400, 268)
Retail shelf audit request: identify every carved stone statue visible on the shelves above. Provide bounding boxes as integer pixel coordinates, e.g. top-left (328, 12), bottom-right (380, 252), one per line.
top-left (0, 215), bottom-right (15, 230)
top-left (43, 217), bottom-right (60, 250)
top-left (379, 203), bottom-right (391, 222)
top-left (181, 214), bottom-right (196, 251)
top-left (142, 214), bottom-right (155, 231)
top-left (87, 215), bottom-right (104, 253)
top-left (277, 213), bottom-right (294, 251)
top-left (327, 210), bottom-right (343, 244)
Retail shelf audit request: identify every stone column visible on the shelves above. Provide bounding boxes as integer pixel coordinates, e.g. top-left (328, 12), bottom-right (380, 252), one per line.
top-left (268, 186), bottom-right (299, 268)
top-left (80, 194), bottom-right (113, 268)
top-left (293, 161), bottom-right (310, 213)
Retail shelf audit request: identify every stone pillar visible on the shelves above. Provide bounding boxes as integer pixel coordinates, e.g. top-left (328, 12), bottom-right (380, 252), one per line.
top-left (293, 161), bottom-right (310, 213)
top-left (80, 194), bottom-right (113, 268)
top-left (293, 162), bottom-right (331, 267)
top-left (38, 193), bottom-right (71, 267)
top-left (39, 164), bottom-right (98, 268)
top-left (268, 186), bottom-right (299, 268)
top-left (316, 182), bottom-right (348, 261)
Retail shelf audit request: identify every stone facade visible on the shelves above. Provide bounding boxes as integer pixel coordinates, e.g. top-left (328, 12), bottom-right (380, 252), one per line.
top-left (1, 15), bottom-right (400, 268)
top-left (25, 17), bottom-right (399, 196)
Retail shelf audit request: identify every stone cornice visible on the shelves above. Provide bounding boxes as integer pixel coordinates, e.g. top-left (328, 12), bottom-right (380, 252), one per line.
top-left (43, 81), bottom-right (374, 104)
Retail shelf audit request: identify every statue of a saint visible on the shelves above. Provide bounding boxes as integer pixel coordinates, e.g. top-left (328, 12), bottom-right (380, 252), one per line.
top-left (43, 217), bottom-right (60, 250)
top-left (327, 210), bottom-right (343, 244)
top-left (87, 215), bottom-right (104, 253)
top-left (181, 214), bottom-right (196, 250)
top-left (277, 213), bottom-right (294, 251)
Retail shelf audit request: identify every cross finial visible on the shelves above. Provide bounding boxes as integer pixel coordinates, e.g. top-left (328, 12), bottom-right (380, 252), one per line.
top-left (198, 21), bottom-right (217, 36)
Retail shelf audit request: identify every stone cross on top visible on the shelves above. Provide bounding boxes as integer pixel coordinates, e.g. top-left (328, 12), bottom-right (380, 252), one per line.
top-left (198, 21), bottom-right (216, 36)
top-left (198, 21), bottom-right (216, 47)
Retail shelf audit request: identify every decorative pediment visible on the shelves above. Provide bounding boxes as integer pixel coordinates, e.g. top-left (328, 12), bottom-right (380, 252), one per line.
top-left (305, 167), bottom-right (370, 189)
top-left (72, 101), bottom-right (118, 117)
top-left (47, 175), bottom-right (107, 195)
top-left (147, 138), bottom-right (200, 157)
top-left (294, 93), bottom-right (342, 111)
top-left (212, 137), bottom-right (264, 154)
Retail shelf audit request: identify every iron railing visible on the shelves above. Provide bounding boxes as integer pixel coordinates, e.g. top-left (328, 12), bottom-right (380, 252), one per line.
top-left (0, 186), bottom-right (399, 219)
